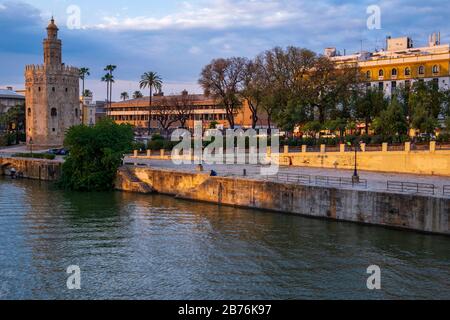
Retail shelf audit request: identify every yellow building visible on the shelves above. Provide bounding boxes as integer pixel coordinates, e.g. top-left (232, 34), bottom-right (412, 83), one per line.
top-left (327, 33), bottom-right (450, 95)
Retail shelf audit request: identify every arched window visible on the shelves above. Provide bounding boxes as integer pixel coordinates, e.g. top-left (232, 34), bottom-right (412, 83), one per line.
top-left (27, 108), bottom-right (31, 117)
top-left (432, 65), bottom-right (439, 74)
top-left (405, 67), bottom-right (411, 76)
top-left (378, 69), bottom-right (384, 77)
top-left (391, 68), bottom-right (398, 77)
top-left (418, 66), bottom-right (425, 75)
top-left (366, 70), bottom-right (371, 79)
top-left (51, 108), bottom-right (57, 117)
top-left (75, 108), bottom-right (78, 117)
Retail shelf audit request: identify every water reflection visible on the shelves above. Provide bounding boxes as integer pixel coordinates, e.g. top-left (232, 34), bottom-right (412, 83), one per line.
top-left (0, 177), bottom-right (449, 299)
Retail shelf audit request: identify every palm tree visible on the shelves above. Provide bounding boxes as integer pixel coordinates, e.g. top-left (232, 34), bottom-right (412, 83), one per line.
top-left (83, 89), bottom-right (93, 98)
top-left (101, 73), bottom-right (114, 116)
top-left (139, 71), bottom-right (162, 133)
top-left (120, 92), bottom-right (129, 101)
top-left (133, 91), bottom-right (144, 99)
top-left (79, 67), bottom-right (90, 96)
top-left (104, 65), bottom-right (117, 109)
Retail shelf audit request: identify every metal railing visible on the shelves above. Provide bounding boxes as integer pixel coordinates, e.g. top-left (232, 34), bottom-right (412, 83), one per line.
top-left (264, 173), bottom-right (368, 189)
top-left (387, 181), bottom-right (435, 195)
top-left (315, 175), bottom-right (368, 188)
top-left (436, 143), bottom-right (450, 151)
top-left (265, 172), bottom-right (312, 184)
top-left (443, 185), bottom-right (450, 197)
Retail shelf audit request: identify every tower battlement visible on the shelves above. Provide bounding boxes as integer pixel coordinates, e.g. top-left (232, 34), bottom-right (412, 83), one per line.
top-left (25, 64), bottom-right (79, 74)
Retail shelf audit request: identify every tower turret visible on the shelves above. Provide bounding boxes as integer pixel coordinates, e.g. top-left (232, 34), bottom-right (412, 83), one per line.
top-left (43, 18), bottom-right (62, 66)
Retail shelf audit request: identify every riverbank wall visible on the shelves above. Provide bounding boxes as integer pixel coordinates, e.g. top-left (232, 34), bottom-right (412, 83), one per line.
top-left (116, 166), bottom-right (450, 235)
top-left (0, 157), bottom-right (62, 181)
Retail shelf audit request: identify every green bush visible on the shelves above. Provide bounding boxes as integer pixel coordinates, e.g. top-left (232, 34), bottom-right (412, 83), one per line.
top-left (148, 139), bottom-right (165, 151)
top-left (13, 153), bottom-right (56, 160)
top-left (59, 118), bottom-right (134, 191)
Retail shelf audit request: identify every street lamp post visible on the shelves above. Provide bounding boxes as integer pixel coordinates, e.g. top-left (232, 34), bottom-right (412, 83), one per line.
top-left (349, 140), bottom-right (360, 184)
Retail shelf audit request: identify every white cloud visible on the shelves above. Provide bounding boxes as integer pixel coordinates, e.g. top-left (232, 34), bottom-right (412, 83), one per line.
top-left (93, 0), bottom-right (301, 31)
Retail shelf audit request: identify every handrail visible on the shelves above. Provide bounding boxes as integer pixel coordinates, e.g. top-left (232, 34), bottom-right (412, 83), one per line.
top-left (443, 185), bottom-right (450, 197)
top-left (387, 181), bottom-right (435, 195)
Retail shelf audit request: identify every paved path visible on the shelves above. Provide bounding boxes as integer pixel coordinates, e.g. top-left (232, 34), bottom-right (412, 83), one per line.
top-left (125, 157), bottom-right (450, 198)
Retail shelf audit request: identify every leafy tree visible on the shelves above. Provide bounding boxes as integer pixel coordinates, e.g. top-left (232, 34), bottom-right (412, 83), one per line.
top-left (355, 86), bottom-right (388, 134)
top-left (0, 104), bottom-right (25, 144)
top-left (60, 118), bottom-right (133, 191)
top-left (140, 71), bottom-right (163, 132)
top-left (409, 81), bottom-right (443, 133)
top-left (172, 92), bottom-right (195, 129)
top-left (199, 57), bottom-right (247, 129)
top-left (373, 96), bottom-right (408, 137)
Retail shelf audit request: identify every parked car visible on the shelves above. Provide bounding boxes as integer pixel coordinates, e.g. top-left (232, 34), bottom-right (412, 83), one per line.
top-left (47, 148), bottom-right (69, 156)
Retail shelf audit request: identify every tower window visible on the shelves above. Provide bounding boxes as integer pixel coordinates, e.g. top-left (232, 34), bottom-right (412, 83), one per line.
top-left (75, 109), bottom-right (79, 117)
top-left (418, 66), bottom-right (425, 75)
top-left (27, 108), bottom-right (31, 117)
top-left (38, 87), bottom-right (41, 92)
top-left (405, 67), bottom-right (411, 76)
top-left (65, 88), bottom-right (68, 92)
top-left (51, 108), bottom-right (57, 117)
top-left (52, 87), bottom-right (55, 92)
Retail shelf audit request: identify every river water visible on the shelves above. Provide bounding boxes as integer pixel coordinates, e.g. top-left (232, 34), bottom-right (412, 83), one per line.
top-left (0, 177), bottom-right (448, 300)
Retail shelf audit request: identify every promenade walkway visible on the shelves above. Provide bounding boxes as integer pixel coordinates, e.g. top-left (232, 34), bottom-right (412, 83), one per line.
top-left (124, 157), bottom-right (450, 198)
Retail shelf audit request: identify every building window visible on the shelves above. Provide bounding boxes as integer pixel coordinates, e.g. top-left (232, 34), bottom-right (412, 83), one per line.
top-left (418, 66), bottom-right (425, 75)
top-left (432, 65), bottom-right (439, 74)
top-left (405, 67), bottom-right (411, 76)
top-left (65, 88), bottom-right (68, 92)
top-left (27, 108), bottom-right (31, 117)
top-left (51, 108), bottom-right (57, 117)
top-left (52, 87), bottom-right (55, 92)
top-left (75, 109), bottom-right (78, 117)
top-left (378, 69), bottom-right (384, 77)
top-left (391, 81), bottom-right (397, 93)
top-left (366, 71), bottom-right (371, 79)
top-left (391, 68), bottom-right (398, 77)
top-left (378, 82), bottom-right (384, 91)
top-left (52, 128), bottom-right (56, 132)
top-left (38, 87), bottom-right (41, 92)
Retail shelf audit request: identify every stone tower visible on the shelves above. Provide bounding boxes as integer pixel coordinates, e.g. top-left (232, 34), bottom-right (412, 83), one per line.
top-left (25, 18), bottom-right (80, 148)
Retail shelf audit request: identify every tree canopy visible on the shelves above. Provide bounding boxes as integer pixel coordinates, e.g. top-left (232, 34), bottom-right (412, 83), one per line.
top-left (59, 118), bottom-right (133, 191)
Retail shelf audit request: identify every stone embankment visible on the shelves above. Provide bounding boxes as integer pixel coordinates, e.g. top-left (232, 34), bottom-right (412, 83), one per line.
top-left (115, 166), bottom-right (450, 236)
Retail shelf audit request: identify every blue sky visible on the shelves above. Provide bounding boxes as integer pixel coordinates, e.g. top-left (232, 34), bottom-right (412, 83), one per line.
top-left (1, 0), bottom-right (449, 100)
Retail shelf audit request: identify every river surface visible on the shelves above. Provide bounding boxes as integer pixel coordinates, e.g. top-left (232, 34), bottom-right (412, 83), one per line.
top-left (0, 177), bottom-right (448, 300)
